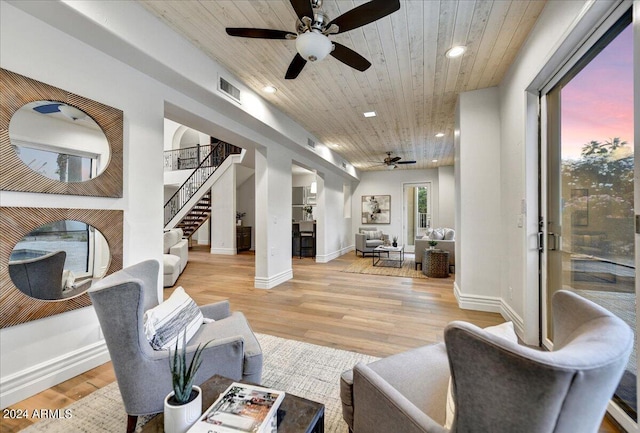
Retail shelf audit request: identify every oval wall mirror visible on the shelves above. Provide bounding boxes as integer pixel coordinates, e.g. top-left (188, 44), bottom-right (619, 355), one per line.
top-left (8, 220), bottom-right (111, 301)
top-left (8, 100), bottom-right (110, 183)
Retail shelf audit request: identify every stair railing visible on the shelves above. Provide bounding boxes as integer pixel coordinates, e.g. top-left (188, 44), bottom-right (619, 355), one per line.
top-left (164, 141), bottom-right (241, 227)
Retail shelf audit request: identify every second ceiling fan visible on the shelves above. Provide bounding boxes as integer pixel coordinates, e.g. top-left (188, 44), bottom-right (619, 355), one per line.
top-left (226, 0), bottom-right (400, 79)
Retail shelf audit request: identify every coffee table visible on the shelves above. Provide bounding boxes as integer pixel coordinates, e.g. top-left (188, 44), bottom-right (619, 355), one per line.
top-left (373, 245), bottom-right (404, 268)
top-left (140, 375), bottom-right (325, 433)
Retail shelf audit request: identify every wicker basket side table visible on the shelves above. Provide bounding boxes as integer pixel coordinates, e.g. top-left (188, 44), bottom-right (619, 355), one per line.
top-left (423, 249), bottom-right (449, 278)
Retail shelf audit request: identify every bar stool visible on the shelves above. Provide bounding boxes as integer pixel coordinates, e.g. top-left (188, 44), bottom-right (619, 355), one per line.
top-left (298, 221), bottom-right (315, 259)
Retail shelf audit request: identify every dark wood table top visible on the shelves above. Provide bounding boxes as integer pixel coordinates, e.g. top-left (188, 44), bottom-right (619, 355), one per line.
top-left (140, 375), bottom-right (325, 433)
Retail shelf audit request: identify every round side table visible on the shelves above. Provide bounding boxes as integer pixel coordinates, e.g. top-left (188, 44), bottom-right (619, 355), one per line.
top-left (423, 249), bottom-right (449, 278)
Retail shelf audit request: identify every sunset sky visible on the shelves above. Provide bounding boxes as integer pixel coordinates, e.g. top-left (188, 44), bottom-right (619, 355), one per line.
top-left (561, 25), bottom-right (633, 160)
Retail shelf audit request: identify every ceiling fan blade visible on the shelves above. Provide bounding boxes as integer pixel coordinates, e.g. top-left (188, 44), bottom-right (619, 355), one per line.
top-left (290, 0), bottom-right (314, 21)
top-left (328, 0), bottom-right (400, 34)
top-left (226, 28), bottom-right (295, 39)
top-left (285, 54), bottom-right (307, 79)
top-left (397, 160), bottom-right (417, 164)
top-left (389, 156), bottom-right (402, 163)
top-left (330, 43), bottom-right (371, 71)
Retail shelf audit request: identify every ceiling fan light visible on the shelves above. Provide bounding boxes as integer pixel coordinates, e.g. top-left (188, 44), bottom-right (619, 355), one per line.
top-left (296, 30), bottom-right (332, 62)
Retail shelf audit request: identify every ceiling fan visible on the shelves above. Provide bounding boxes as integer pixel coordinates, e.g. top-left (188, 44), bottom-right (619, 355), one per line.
top-left (374, 152), bottom-right (417, 169)
top-left (225, 0), bottom-right (400, 79)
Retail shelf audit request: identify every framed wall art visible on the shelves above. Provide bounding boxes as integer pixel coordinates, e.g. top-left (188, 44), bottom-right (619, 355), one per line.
top-left (362, 195), bottom-right (390, 224)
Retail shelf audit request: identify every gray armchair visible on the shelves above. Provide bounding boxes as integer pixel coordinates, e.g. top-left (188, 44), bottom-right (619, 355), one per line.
top-left (355, 227), bottom-right (388, 257)
top-left (89, 259), bottom-right (263, 433)
top-left (341, 290), bottom-right (633, 433)
top-left (8, 250), bottom-right (90, 300)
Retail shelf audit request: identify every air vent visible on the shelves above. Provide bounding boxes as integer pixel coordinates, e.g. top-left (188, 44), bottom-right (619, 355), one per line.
top-left (219, 77), bottom-right (241, 102)
top-left (307, 138), bottom-right (316, 149)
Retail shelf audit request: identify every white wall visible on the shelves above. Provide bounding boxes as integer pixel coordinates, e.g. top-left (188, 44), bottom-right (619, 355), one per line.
top-left (455, 87), bottom-right (502, 313)
top-left (236, 169), bottom-right (256, 249)
top-left (497, 0), bottom-right (598, 343)
top-left (438, 166), bottom-right (455, 229)
top-left (0, 1), bottom-right (165, 407)
top-left (210, 163), bottom-right (237, 255)
top-left (352, 169), bottom-right (444, 247)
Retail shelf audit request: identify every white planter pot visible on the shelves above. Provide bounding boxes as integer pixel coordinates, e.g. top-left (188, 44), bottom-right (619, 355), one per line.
top-left (164, 385), bottom-right (202, 433)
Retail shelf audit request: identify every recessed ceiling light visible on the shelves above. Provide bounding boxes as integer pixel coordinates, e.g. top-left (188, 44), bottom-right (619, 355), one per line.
top-left (363, 111), bottom-right (377, 118)
top-left (263, 85), bottom-right (277, 94)
top-left (432, 159), bottom-right (438, 163)
top-left (446, 45), bottom-right (467, 58)
top-left (435, 132), bottom-right (445, 137)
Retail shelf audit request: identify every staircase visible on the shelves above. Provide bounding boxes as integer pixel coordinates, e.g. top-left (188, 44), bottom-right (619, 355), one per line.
top-left (164, 141), bottom-right (242, 236)
top-left (176, 192), bottom-right (211, 238)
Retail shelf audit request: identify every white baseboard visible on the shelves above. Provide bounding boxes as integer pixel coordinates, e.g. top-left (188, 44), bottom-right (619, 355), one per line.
top-left (254, 269), bottom-right (293, 289)
top-left (499, 300), bottom-right (525, 338)
top-left (453, 281), bottom-right (502, 313)
top-left (0, 341), bottom-right (110, 408)
top-left (315, 245), bottom-right (354, 263)
top-left (210, 247), bottom-right (236, 255)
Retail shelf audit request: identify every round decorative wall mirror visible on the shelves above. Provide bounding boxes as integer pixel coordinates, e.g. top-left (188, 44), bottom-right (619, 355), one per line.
top-left (8, 219), bottom-right (111, 301)
top-left (8, 100), bottom-right (110, 183)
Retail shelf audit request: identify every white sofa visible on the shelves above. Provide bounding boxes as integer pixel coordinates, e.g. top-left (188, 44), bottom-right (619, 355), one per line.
top-left (163, 228), bottom-right (188, 287)
top-left (415, 228), bottom-right (455, 272)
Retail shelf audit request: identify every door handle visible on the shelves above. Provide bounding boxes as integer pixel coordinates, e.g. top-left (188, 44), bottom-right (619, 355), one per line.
top-left (547, 232), bottom-right (559, 251)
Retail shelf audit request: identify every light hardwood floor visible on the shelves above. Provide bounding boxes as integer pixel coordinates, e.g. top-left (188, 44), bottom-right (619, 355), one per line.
top-left (0, 246), bottom-right (623, 432)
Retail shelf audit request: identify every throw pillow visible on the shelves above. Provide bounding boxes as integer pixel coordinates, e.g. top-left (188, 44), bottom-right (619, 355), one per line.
top-left (443, 228), bottom-right (455, 240)
top-left (444, 322), bottom-right (518, 429)
top-left (363, 230), bottom-right (382, 240)
top-left (430, 228), bottom-right (445, 240)
top-left (143, 286), bottom-right (204, 350)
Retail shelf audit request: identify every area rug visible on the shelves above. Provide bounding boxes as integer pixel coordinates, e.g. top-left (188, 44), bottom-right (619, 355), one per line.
top-left (341, 254), bottom-right (427, 279)
top-left (21, 334), bottom-right (379, 433)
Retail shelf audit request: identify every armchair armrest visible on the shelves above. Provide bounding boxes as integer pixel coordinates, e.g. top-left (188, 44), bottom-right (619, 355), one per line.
top-left (200, 300), bottom-right (231, 320)
top-left (353, 363), bottom-right (447, 433)
top-left (355, 233), bottom-right (366, 250)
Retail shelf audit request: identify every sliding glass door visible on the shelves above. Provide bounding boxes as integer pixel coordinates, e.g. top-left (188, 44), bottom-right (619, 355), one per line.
top-left (542, 9), bottom-right (636, 428)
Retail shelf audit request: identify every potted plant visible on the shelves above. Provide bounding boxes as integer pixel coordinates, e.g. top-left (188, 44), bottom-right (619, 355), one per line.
top-left (392, 235), bottom-right (398, 248)
top-left (164, 330), bottom-right (212, 433)
top-left (429, 240), bottom-right (438, 249)
top-left (236, 211), bottom-right (246, 226)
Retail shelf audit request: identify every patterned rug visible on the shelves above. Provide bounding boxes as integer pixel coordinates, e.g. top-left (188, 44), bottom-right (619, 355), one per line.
top-left (21, 334), bottom-right (379, 433)
top-left (341, 254), bottom-right (427, 279)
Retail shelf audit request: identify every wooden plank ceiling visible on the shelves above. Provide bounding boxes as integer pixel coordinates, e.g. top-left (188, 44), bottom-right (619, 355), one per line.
top-left (139, 0), bottom-right (546, 171)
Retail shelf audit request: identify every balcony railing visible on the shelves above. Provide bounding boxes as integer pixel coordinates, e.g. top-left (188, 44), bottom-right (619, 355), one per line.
top-left (418, 212), bottom-right (430, 230)
top-left (164, 141), bottom-right (241, 227)
top-left (164, 144), bottom-right (216, 171)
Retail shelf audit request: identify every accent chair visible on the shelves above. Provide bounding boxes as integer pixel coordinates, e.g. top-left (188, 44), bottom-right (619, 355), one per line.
top-left (89, 259), bottom-right (263, 433)
top-left (355, 227), bottom-right (388, 257)
top-left (340, 290), bottom-right (633, 433)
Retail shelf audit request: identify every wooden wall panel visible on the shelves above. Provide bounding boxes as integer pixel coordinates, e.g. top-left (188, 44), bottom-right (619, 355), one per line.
top-left (0, 68), bottom-right (123, 197)
top-left (0, 207), bottom-right (123, 328)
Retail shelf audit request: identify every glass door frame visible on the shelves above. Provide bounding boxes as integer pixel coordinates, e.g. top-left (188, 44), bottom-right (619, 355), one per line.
top-left (402, 181), bottom-right (432, 252)
top-left (538, 3), bottom-right (637, 430)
